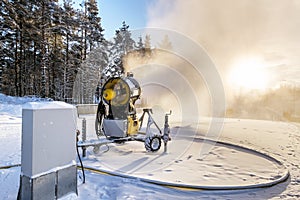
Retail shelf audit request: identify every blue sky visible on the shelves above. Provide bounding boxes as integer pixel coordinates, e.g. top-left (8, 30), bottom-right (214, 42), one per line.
top-left (97, 0), bottom-right (153, 38)
top-left (72, 0), bottom-right (154, 38)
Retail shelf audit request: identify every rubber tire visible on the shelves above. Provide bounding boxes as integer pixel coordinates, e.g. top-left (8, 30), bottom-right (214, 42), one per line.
top-left (145, 135), bottom-right (162, 152)
top-left (93, 145), bottom-right (100, 154)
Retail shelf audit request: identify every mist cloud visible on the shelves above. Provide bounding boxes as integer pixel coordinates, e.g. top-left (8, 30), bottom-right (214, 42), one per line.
top-left (146, 0), bottom-right (300, 86)
top-left (140, 0), bottom-right (300, 121)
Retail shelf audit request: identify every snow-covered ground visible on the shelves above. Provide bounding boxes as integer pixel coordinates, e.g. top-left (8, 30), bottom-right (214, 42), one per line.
top-left (0, 94), bottom-right (299, 199)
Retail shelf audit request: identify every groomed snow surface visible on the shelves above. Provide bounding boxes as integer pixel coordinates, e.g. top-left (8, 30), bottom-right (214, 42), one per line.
top-left (0, 94), bottom-right (299, 199)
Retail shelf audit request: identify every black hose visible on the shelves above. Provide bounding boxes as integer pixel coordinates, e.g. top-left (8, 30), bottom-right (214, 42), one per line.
top-left (95, 100), bottom-right (107, 137)
top-left (0, 163), bottom-right (20, 169)
top-left (76, 145), bottom-right (85, 184)
top-left (80, 136), bottom-right (290, 191)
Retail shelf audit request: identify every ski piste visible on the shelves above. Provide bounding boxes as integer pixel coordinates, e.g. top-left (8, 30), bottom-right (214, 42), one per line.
top-left (0, 107), bottom-right (299, 199)
top-left (1, 131), bottom-right (288, 191)
top-left (76, 122), bottom-right (289, 191)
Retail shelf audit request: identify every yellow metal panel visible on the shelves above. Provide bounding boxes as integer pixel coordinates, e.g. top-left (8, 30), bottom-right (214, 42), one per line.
top-left (127, 117), bottom-right (139, 135)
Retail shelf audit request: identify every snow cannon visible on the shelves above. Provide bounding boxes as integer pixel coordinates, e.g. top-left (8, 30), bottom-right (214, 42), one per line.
top-left (92, 72), bottom-right (172, 152)
top-left (101, 72), bottom-right (141, 137)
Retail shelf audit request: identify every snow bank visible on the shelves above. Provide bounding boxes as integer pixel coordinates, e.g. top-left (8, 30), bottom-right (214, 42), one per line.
top-left (0, 93), bottom-right (52, 117)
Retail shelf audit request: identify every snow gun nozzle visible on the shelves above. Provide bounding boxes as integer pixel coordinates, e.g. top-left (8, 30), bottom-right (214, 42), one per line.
top-left (166, 110), bottom-right (172, 116)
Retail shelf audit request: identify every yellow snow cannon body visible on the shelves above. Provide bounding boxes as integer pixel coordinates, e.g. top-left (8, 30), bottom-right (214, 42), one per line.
top-left (101, 72), bottom-right (141, 137)
top-left (93, 72), bottom-right (172, 153)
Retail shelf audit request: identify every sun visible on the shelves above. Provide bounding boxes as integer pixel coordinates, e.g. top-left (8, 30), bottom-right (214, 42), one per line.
top-left (229, 57), bottom-right (269, 91)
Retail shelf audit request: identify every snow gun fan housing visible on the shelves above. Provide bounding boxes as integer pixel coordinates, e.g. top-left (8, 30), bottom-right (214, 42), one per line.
top-left (101, 73), bottom-right (141, 137)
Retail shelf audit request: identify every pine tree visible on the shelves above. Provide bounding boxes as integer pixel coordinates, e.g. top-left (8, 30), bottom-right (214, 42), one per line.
top-left (158, 34), bottom-right (172, 50)
top-left (135, 36), bottom-right (144, 50)
top-left (144, 34), bottom-right (152, 57)
top-left (1, 0), bottom-right (27, 96)
top-left (85, 0), bottom-right (104, 51)
top-left (60, 0), bottom-right (79, 101)
top-left (144, 34), bottom-right (151, 49)
top-left (100, 21), bottom-right (135, 80)
top-left (113, 21), bottom-right (135, 56)
top-left (133, 35), bottom-right (153, 58)
top-left (71, 0), bottom-right (106, 103)
top-left (48, 2), bottom-right (65, 100)
top-left (0, 0), bottom-right (106, 102)
top-left (0, 0), bottom-right (13, 94)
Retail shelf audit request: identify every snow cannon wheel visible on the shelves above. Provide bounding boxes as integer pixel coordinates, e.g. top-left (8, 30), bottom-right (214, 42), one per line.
top-left (145, 135), bottom-right (162, 152)
top-left (93, 145), bottom-right (100, 154)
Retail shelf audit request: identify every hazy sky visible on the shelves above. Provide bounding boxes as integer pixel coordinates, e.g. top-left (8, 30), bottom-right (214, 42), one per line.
top-left (148, 0), bottom-right (300, 88)
top-left (96, 0), bottom-right (300, 88)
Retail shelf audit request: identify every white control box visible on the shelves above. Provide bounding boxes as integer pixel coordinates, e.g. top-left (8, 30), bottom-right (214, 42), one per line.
top-left (21, 102), bottom-right (77, 177)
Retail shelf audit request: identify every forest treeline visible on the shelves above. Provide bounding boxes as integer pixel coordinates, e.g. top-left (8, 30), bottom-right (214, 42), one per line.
top-left (226, 84), bottom-right (300, 122)
top-left (0, 0), bottom-right (161, 102)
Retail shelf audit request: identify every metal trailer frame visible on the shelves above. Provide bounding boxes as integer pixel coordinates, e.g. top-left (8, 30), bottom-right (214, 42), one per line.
top-left (77, 108), bottom-right (171, 156)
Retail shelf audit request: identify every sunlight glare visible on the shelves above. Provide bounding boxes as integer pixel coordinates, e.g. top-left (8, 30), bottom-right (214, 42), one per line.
top-left (229, 57), bottom-right (269, 91)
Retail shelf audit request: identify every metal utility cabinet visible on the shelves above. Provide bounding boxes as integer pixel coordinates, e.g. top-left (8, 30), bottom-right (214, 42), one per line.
top-left (19, 101), bottom-right (77, 200)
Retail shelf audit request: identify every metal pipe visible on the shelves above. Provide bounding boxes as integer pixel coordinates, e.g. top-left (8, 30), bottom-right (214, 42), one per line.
top-left (163, 111), bottom-right (172, 153)
top-left (82, 118), bottom-right (87, 157)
